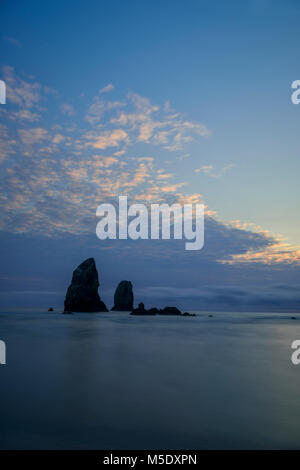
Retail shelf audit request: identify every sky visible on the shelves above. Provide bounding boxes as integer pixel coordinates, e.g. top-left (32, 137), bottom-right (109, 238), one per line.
top-left (0, 0), bottom-right (300, 311)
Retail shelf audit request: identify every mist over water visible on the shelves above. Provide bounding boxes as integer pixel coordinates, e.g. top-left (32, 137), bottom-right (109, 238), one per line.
top-left (0, 310), bottom-right (300, 449)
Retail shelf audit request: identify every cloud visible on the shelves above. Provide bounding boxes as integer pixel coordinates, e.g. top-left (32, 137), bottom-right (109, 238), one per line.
top-left (122, 162), bottom-right (151, 188)
top-left (109, 92), bottom-right (211, 151)
top-left (86, 129), bottom-right (128, 149)
top-left (88, 156), bottom-right (119, 167)
top-left (66, 167), bottom-right (88, 181)
top-left (1, 226), bottom-right (300, 311)
top-left (195, 164), bottom-right (235, 178)
top-left (160, 183), bottom-right (186, 192)
top-left (3, 66), bottom-right (43, 108)
top-left (100, 83), bottom-right (114, 94)
top-left (18, 128), bottom-right (48, 145)
top-left (52, 133), bottom-right (65, 144)
top-left (85, 98), bottom-right (124, 124)
top-left (135, 283), bottom-right (300, 312)
top-left (221, 242), bottom-right (300, 265)
top-left (60, 103), bottom-right (76, 116)
top-left (195, 165), bottom-right (213, 174)
top-left (1, 66), bottom-right (299, 269)
top-left (0, 124), bottom-right (17, 162)
top-left (11, 109), bottom-right (40, 122)
top-left (156, 170), bottom-right (173, 180)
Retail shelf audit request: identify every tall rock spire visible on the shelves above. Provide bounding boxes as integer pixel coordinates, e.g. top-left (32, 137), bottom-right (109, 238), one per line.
top-left (64, 258), bottom-right (108, 312)
top-left (111, 280), bottom-right (134, 311)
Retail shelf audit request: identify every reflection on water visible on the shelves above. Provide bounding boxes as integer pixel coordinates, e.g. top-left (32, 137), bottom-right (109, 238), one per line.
top-left (0, 310), bottom-right (300, 449)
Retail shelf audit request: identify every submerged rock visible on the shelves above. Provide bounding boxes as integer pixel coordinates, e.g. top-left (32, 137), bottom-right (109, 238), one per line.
top-left (64, 258), bottom-right (108, 312)
top-left (111, 280), bottom-right (134, 311)
top-left (48, 307), bottom-right (54, 312)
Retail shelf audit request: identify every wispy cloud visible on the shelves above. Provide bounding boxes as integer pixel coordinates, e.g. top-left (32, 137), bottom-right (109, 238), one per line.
top-left (221, 241), bottom-right (300, 265)
top-left (18, 127), bottom-right (48, 145)
top-left (195, 164), bottom-right (235, 178)
top-left (3, 66), bottom-right (44, 108)
top-left (86, 129), bottom-right (129, 149)
top-left (60, 103), bottom-right (76, 116)
top-left (1, 66), bottom-right (299, 267)
top-left (85, 98), bottom-right (124, 124)
top-left (99, 83), bottom-right (115, 94)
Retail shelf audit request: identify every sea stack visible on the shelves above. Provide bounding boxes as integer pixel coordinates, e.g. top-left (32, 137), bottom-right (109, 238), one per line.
top-left (111, 280), bottom-right (134, 311)
top-left (131, 302), bottom-right (156, 315)
top-left (64, 258), bottom-right (108, 312)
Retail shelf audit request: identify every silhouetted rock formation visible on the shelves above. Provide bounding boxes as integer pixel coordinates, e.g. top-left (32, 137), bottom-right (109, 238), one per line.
top-left (148, 307), bottom-right (160, 315)
top-left (111, 280), bottom-right (134, 311)
top-left (159, 306), bottom-right (181, 315)
top-left (130, 304), bottom-right (195, 317)
top-left (131, 302), bottom-right (156, 315)
top-left (64, 258), bottom-right (108, 312)
top-left (48, 307), bottom-right (54, 311)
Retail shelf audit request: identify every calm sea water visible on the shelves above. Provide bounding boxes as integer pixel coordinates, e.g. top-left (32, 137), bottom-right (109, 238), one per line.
top-left (0, 310), bottom-right (300, 449)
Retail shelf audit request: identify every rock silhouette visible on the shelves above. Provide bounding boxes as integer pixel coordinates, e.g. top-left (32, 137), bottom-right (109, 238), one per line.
top-left (148, 307), bottom-right (160, 315)
top-left (111, 280), bottom-right (134, 311)
top-left (159, 306), bottom-right (181, 315)
top-left (131, 304), bottom-right (195, 317)
top-left (131, 302), bottom-right (156, 315)
top-left (64, 258), bottom-right (108, 312)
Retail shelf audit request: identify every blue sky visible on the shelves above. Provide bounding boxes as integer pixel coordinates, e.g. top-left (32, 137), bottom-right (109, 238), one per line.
top-left (0, 0), bottom-right (300, 310)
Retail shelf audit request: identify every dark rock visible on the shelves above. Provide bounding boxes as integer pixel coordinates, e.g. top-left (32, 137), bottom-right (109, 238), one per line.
top-left (159, 306), bottom-right (182, 315)
top-left (291, 316), bottom-right (297, 320)
top-left (182, 311), bottom-right (196, 317)
top-left (64, 258), bottom-right (108, 312)
top-left (131, 302), bottom-right (156, 315)
top-left (131, 304), bottom-right (196, 317)
top-left (148, 307), bottom-right (160, 315)
top-left (208, 314), bottom-right (213, 317)
top-left (111, 280), bottom-right (134, 311)
top-left (48, 307), bottom-right (54, 312)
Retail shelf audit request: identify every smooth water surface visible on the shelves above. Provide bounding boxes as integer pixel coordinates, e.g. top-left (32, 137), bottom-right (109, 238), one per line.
top-left (0, 310), bottom-right (300, 449)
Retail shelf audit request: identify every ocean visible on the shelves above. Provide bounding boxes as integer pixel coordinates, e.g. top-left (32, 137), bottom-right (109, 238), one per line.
top-left (0, 310), bottom-right (300, 449)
